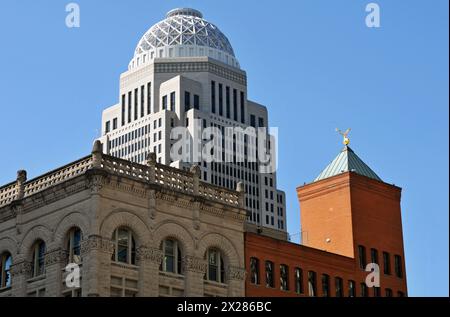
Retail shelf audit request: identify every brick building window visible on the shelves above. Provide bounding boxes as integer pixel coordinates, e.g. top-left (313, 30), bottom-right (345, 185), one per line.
top-left (31, 240), bottom-right (46, 277)
top-left (348, 280), bottom-right (356, 297)
top-left (360, 282), bottom-right (369, 297)
top-left (280, 264), bottom-right (289, 291)
top-left (383, 252), bottom-right (391, 275)
top-left (307, 271), bottom-right (317, 297)
top-left (358, 245), bottom-right (367, 269)
top-left (111, 228), bottom-right (136, 265)
top-left (67, 227), bottom-right (82, 264)
top-left (265, 261), bottom-right (274, 288)
top-left (0, 252), bottom-right (12, 288)
top-left (207, 249), bottom-right (225, 283)
top-left (335, 277), bottom-right (343, 297)
top-left (371, 248), bottom-right (379, 264)
top-left (161, 239), bottom-right (182, 275)
top-left (294, 268), bottom-right (304, 294)
top-left (321, 274), bottom-right (330, 297)
top-left (250, 257), bottom-right (260, 285)
top-left (373, 287), bottom-right (381, 297)
top-left (394, 255), bottom-right (403, 278)
top-left (385, 288), bottom-right (393, 297)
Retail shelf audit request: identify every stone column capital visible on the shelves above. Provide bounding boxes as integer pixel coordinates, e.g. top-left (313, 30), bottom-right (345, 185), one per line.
top-left (80, 235), bottom-right (114, 255)
top-left (227, 266), bottom-right (247, 281)
top-left (183, 255), bottom-right (207, 274)
top-left (136, 246), bottom-right (163, 264)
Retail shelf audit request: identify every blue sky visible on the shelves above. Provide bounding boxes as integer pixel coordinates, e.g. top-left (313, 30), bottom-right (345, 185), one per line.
top-left (0, 0), bottom-right (448, 296)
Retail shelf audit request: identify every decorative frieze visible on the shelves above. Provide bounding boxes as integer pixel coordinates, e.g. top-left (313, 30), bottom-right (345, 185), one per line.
top-left (81, 236), bottom-right (115, 255)
top-left (10, 261), bottom-right (32, 277)
top-left (183, 255), bottom-right (207, 274)
top-left (227, 266), bottom-right (246, 281)
top-left (136, 246), bottom-right (163, 264)
top-left (44, 249), bottom-right (66, 266)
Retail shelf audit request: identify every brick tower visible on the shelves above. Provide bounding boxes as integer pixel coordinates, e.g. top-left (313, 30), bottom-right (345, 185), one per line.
top-left (297, 142), bottom-right (407, 294)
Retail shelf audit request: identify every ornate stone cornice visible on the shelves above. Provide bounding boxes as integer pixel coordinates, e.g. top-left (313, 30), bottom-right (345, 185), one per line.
top-left (85, 170), bottom-right (108, 194)
top-left (81, 236), bottom-right (115, 255)
top-left (183, 255), bottom-right (207, 274)
top-left (136, 246), bottom-right (163, 264)
top-left (10, 261), bottom-right (32, 277)
top-left (227, 266), bottom-right (246, 281)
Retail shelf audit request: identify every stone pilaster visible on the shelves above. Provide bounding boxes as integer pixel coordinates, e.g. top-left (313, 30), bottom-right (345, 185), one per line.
top-left (80, 235), bottom-right (114, 297)
top-left (183, 255), bottom-right (207, 296)
top-left (227, 266), bottom-right (246, 296)
top-left (136, 246), bottom-right (163, 297)
top-left (44, 248), bottom-right (65, 296)
top-left (10, 260), bottom-right (32, 297)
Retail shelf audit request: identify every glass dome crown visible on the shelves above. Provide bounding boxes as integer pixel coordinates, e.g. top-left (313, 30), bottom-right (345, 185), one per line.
top-left (129, 8), bottom-right (239, 69)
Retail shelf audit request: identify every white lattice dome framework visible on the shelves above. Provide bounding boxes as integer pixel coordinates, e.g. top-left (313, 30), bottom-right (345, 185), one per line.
top-left (129, 8), bottom-right (240, 70)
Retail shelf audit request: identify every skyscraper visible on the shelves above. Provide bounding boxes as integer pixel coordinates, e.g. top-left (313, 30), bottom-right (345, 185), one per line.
top-left (98, 8), bottom-right (287, 238)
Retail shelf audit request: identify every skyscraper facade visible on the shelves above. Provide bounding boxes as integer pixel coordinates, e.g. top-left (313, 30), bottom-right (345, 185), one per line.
top-left (98, 8), bottom-right (287, 238)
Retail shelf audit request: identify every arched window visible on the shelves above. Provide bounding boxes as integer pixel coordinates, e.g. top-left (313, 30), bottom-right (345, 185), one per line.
top-left (161, 239), bottom-right (182, 274)
top-left (31, 240), bottom-right (46, 277)
top-left (0, 252), bottom-right (12, 288)
top-left (250, 257), bottom-right (259, 285)
top-left (67, 227), bottom-right (82, 264)
top-left (206, 249), bottom-right (225, 283)
top-left (111, 228), bottom-right (136, 265)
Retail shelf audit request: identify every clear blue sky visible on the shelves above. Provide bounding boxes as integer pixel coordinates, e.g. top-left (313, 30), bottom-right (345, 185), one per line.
top-left (0, 0), bottom-right (448, 296)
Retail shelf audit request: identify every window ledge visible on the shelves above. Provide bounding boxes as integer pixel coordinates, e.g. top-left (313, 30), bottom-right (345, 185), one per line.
top-left (111, 261), bottom-right (139, 270)
top-left (0, 286), bottom-right (12, 293)
top-left (27, 274), bottom-right (46, 283)
top-left (159, 271), bottom-right (185, 280)
top-left (204, 280), bottom-right (228, 289)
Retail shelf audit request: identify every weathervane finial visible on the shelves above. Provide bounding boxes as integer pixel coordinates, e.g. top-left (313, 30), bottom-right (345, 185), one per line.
top-left (336, 128), bottom-right (351, 146)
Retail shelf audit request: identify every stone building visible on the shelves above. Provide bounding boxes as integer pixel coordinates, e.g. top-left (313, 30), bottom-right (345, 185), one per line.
top-left (0, 141), bottom-right (247, 297)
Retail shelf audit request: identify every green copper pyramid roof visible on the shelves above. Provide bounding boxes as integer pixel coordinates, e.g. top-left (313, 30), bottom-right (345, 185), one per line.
top-left (315, 146), bottom-right (382, 182)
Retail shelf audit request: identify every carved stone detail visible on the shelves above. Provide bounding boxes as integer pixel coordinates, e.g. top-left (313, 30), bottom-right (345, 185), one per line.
top-left (10, 261), bottom-right (32, 277)
top-left (136, 246), bottom-right (163, 264)
top-left (183, 255), bottom-right (207, 274)
top-left (227, 266), bottom-right (246, 280)
top-left (80, 236), bottom-right (115, 255)
top-left (44, 249), bottom-right (65, 266)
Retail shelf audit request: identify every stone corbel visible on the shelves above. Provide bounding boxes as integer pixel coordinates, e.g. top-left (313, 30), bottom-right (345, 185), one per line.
top-left (10, 260), bottom-right (32, 278)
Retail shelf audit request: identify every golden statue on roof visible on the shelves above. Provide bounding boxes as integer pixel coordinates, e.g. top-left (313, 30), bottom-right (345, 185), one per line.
top-left (336, 128), bottom-right (351, 145)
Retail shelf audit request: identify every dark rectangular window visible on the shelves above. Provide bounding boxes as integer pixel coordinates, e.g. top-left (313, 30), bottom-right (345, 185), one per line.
top-left (211, 81), bottom-right (216, 113)
top-left (383, 252), bottom-right (391, 275)
top-left (371, 248), bottom-right (379, 264)
top-left (358, 245), bottom-right (367, 269)
top-left (335, 277), bottom-right (343, 297)
top-left (170, 92), bottom-right (176, 111)
top-left (233, 89), bottom-right (238, 121)
top-left (184, 91), bottom-right (191, 111)
top-left (134, 88), bottom-right (138, 120)
top-left (225, 86), bottom-right (230, 118)
top-left (147, 82), bottom-right (151, 114)
top-left (258, 117), bottom-right (264, 127)
top-left (250, 257), bottom-right (259, 285)
top-left (348, 280), bottom-right (356, 297)
top-left (265, 261), bottom-right (274, 288)
top-left (162, 95), bottom-right (167, 110)
top-left (218, 83), bottom-right (223, 116)
top-left (394, 255), bottom-right (403, 278)
top-left (307, 271), bottom-right (317, 297)
top-left (385, 288), bottom-right (393, 297)
top-left (121, 94), bottom-right (126, 126)
top-left (250, 114), bottom-right (256, 127)
top-left (295, 268), bottom-right (304, 294)
top-left (113, 118), bottom-right (117, 130)
top-left (321, 274), bottom-right (330, 297)
top-left (360, 283), bottom-right (368, 297)
top-left (141, 85), bottom-right (145, 117)
top-left (240, 91), bottom-right (245, 123)
top-left (105, 121), bottom-right (110, 134)
top-left (373, 287), bottom-right (381, 297)
top-left (280, 264), bottom-right (289, 291)
top-left (128, 92), bottom-right (132, 123)
top-left (194, 94), bottom-right (200, 110)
